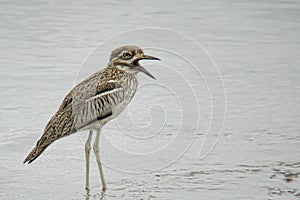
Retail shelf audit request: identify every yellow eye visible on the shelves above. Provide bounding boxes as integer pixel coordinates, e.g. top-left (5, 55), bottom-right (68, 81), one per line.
top-left (122, 51), bottom-right (133, 59)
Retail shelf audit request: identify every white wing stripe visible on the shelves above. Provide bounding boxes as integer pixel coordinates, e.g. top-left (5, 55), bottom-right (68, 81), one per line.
top-left (86, 88), bottom-right (123, 102)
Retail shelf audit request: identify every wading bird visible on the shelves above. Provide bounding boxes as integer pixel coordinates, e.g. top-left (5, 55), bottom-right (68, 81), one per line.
top-left (24, 45), bottom-right (160, 191)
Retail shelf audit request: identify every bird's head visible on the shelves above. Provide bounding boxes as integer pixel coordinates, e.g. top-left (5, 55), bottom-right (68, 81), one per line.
top-left (109, 45), bottom-right (160, 79)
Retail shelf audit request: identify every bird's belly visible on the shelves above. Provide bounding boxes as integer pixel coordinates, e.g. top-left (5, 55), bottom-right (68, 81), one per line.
top-left (87, 115), bottom-right (114, 130)
top-left (111, 92), bottom-right (134, 117)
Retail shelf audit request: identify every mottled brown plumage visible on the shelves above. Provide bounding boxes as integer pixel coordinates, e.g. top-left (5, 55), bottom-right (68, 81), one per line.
top-left (23, 45), bottom-right (160, 191)
top-left (24, 67), bottom-right (129, 163)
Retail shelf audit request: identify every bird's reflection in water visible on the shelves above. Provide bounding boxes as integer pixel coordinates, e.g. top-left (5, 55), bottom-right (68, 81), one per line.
top-left (85, 190), bottom-right (107, 200)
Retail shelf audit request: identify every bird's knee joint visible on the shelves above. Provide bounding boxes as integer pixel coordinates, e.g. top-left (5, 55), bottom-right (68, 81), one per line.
top-left (93, 144), bottom-right (99, 153)
top-left (85, 144), bottom-right (91, 152)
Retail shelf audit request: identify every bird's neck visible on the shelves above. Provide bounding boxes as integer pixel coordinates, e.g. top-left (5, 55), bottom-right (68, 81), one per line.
top-left (108, 64), bottom-right (137, 78)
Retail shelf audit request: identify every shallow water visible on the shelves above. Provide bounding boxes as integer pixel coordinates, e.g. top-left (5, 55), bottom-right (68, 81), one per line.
top-left (0, 1), bottom-right (299, 199)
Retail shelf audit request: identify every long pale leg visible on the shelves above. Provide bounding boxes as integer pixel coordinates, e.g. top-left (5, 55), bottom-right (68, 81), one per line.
top-left (85, 130), bottom-right (93, 191)
top-left (93, 129), bottom-right (107, 191)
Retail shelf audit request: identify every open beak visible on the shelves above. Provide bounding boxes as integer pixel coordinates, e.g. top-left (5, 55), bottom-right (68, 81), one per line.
top-left (135, 55), bottom-right (160, 79)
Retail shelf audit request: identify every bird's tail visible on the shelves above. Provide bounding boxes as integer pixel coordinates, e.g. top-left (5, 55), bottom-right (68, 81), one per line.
top-left (23, 139), bottom-right (49, 164)
top-left (23, 122), bottom-right (55, 164)
top-left (23, 110), bottom-right (75, 164)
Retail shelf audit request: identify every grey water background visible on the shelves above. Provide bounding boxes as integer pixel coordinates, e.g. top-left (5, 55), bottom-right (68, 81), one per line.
top-left (0, 0), bottom-right (299, 199)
